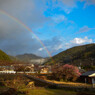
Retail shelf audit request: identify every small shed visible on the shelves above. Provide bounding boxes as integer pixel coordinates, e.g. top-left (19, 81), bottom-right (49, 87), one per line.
top-left (80, 71), bottom-right (95, 84)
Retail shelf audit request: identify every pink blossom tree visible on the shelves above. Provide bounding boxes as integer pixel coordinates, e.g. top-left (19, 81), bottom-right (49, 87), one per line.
top-left (52, 64), bottom-right (81, 81)
top-left (62, 64), bottom-right (81, 81)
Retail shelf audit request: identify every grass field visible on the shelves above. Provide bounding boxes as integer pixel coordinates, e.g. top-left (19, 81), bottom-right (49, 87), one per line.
top-left (19, 88), bottom-right (95, 95)
top-left (20, 88), bottom-right (76, 95)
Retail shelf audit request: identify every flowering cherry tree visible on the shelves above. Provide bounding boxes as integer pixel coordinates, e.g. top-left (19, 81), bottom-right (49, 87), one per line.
top-left (52, 64), bottom-right (81, 81)
top-left (62, 64), bottom-right (81, 81)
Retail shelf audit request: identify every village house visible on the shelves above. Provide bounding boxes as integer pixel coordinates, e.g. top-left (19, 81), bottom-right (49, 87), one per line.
top-left (0, 65), bottom-right (16, 74)
top-left (80, 71), bottom-right (95, 84)
top-left (40, 65), bottom-right (52, 73)
top-left (40, 67), bottom-right (49, 73)
top-left (25, 64), bottom-right (34, 72)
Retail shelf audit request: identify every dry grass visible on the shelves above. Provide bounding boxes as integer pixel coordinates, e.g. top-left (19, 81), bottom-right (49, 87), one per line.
top-left (20, 88), bottom-right (76, 95)
top-left (45, 79), bottom-right (92, 87)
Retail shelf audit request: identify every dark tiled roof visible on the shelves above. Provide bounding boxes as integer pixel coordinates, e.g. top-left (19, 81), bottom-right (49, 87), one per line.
top-left (81, 71), bottom-right (95, 76)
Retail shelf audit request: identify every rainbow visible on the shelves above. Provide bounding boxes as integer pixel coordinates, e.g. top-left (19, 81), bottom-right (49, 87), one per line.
top-left (0, 10), bottom-right (52, 58)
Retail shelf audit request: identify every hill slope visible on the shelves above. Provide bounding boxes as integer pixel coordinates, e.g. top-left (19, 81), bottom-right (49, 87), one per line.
top-left (46, 44), bottom-right (95, 66)
top-left (0, 50), bottom-right (11, 61)
top-left (16, 53), bottom-right (48, 64)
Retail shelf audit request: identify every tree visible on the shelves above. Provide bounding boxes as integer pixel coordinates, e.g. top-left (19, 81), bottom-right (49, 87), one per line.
top-left (14, 65), bottom-right (26, 72)
top-left (62, 64), bottom-right (81, 81)
top-left (52, 64), bottom-right (81, 81)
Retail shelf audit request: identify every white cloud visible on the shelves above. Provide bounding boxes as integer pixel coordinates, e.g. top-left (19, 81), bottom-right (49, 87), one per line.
top-left (70, 36), bottom-right (92, 44)
top-left (65, 37), bottom-right (93, 48)
top-left (38, 48), bottom-right (44, 51)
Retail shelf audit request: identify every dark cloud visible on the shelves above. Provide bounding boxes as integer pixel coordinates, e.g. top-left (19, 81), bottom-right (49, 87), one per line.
top-left (0, 0), bottom-right (50, 28)
top-left (0, 17), bottom-right (42, 56)
top-left (0, 0), bottom-right (51, 57)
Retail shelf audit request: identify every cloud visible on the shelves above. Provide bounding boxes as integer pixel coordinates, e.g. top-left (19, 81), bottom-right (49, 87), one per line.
top-left (65, 36), bottom-right (93, 48)
top-left (0, 0), bottom-right (52, 57)
top-left (52, 15), bottom-right (67, 23)
top-left (70, 36), bottom-right (92, 44)
top-left (0, 17), bottom-right (43, 55)
top-left (0, 0), bottom-right (94, 57)
top-left (61, 0), bottom-right (78, 7)
top-left (38, 48), bottom-right (44, 51)
top-left (0, 0), bottom-right (50, 28)
top-left (38, 36), bottom-right (65, 55)
top-left (61, 0), bottom-right (95, 8)
top-left (78, 26), bottom-right (95, 33)
top-left (81, 0), bottom-right (95, 8)
top-left (47, 0), bottom-right (78, 14)
top-left (50, 0), bottom-right (95, 14)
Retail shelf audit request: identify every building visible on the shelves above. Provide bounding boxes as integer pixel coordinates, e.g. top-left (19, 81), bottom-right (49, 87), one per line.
top-left (40, 65), bottom-right (52, 73)
top-left (25, 64), bottom-right (34, 72)
top-left (40, 67), bottom-right (49, 73)
top-left (80, 71), bottom-right (95, 84)
top-left (0, 66), bottom-right (16, 74)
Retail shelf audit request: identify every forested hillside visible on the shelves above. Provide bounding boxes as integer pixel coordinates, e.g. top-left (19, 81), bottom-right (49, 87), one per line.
top-left (0, 50), bottom-right (11, 62)
top-left (46, 44), bottom-right (95, 66)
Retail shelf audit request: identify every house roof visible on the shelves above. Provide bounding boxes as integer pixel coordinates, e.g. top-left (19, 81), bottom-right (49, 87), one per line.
top-left (81, 71), bottom-right (95, 77)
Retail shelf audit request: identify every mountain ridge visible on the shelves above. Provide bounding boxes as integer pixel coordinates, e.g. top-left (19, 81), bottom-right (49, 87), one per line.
top-left (45, 43), bottom-right (95, 66)
top-left (16, 53), bottom-right (48, 64)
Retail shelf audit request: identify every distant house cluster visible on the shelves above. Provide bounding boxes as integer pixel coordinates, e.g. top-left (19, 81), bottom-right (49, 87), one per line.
top-left (0, 64), bottom-right (52, 74)
top-left (0, 65), bottom-right (16, 74)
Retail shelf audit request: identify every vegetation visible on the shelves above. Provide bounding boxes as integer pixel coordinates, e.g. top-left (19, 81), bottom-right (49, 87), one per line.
top-left (51, 64), bottom-right (80, 81)
top-left (46, 44), bottom-right (95, 68)
top-left (0, 74), bottom-right (95, 95)
top-left (16, 53), bottom-right (42, 62)
top-left (0, 50), bottom-right (11, 62)
top-left (20, 88), bottom-right (77, 95)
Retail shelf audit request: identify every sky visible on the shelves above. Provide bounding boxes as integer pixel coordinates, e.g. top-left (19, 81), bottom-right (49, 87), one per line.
top-left (0, 0), bottom-right (95, 57)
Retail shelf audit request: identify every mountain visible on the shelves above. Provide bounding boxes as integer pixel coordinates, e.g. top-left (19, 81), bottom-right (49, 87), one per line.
top-left (45, 44), bottom-right (95, 66)
top-left (9, 55), bottom-right (20, 62)
top-left (16, 53), bottom-right (48, 64)
top-left (0, 50), bottom-right (11, 62)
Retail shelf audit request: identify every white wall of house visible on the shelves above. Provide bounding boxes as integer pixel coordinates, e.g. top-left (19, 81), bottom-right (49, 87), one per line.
top-left (0, 71), bottom-right (16, 74)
